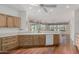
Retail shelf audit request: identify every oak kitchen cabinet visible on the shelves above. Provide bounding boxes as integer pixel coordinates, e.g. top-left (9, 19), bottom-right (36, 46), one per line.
top-left (19, 35), bottom-right (34, 47)
top-left (0, 14), bottom-right (7, 27)
top-left (19, 35), bottom-right (46, 47)
top-left (7, 16), bottom-right (14, 27)
top-left (7, 16), bottom-right (21, 28)
top-left (53, 34), bottom-right (60, 45)
top-left (33, 35), bottom-right (40, 46)
top-left (14, 17), bottom-right (21, 28)
top-left (0, 13), bottom-right (21, 28)
top-left (0, 39), bottom-right (1, 51)
top-left (1, 36), bottom-right (18, 51)
top-left (38, 35), bottom-right (46, 46)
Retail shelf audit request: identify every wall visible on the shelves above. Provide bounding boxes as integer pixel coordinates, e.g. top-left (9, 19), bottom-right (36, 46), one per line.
top-left (0, 5), bottom-right (20, 36)
top-left (18, 11), bottom-right (29, 33)
top-left (70, 10), bottom-right (75, 45)
top-left (75, 9), bottom-right (79, 33)
top-left (74, 9), bottom-right (79, 45)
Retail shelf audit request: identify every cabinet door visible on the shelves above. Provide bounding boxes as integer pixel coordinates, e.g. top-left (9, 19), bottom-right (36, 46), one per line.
top-left (7, 16), bottom-right (14, 27)
top-left (53, 34), bottom-right (60, 45)
top-left (19, 35), bottom-right (33, 47)
top-left (0, 39), bottom-right (1, 51)
top-left (33, 35), bottom-right (40, 46)
top-left (0, 14), bottom-right (6, 27)
top-left (39, 35), bottom-right (46, 46)
top-left (2, 36), bottom-right (18, 51)
top-left (14, 17), bottom-right (21, 28)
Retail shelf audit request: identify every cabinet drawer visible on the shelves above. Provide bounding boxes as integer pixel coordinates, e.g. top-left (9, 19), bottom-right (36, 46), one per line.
top-left (22, 39), bottom-right (32, 42)
top-left (2, 36), bottom-right (17, 44)
top-left (2, 40), bottom-right (18, 46)
top-left (20, 39), bottom-right (33, 46)
top-left (22, 42), bottom-right (33, 45)
top-left (20, 35), bottom-right (33, 38)
top-left (2, 42), bottom-right (18, 51)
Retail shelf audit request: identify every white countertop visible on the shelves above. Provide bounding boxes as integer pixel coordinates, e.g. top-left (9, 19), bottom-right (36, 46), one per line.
top-left (0, 32), bottom-right (69, 37)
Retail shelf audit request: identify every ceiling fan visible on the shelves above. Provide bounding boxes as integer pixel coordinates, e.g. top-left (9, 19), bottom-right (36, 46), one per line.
top-left (39, 4), bottom-right (57, 13)
top-left (31, 4), bottom-right (57, 13)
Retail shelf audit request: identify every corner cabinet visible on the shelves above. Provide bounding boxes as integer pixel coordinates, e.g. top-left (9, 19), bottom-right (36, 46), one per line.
top-left (0, 14), bottom-right (7, 27)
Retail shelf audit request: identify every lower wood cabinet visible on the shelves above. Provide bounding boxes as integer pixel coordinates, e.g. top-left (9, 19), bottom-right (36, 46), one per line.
top-left (53, 34), bottom-right (60, 45)
top-left (0, 34), bottom-right (61, 51)
top-left (0, 39), bottom-right (1, 51)
top-left (19, 35), bottom-right (34, 47)
top-left (33, 35), bottom-right (40, 46)
top-left (38, 35), bottom-right (46, 46)
top-left (1, 36), bottom-right (18, 51)
top-left (19, 35), bottom-right (46, 47)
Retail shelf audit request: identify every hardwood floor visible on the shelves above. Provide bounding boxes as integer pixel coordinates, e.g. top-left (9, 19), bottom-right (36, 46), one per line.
top-left (9, 37), bottom-right (79, 54)
top-left (9, 45), bottom-right (78, 54)
top-left (10, 47), bottom-right (55, 54)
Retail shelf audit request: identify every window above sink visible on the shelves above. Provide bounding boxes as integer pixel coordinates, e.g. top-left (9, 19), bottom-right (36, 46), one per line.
top-left (29, 22), bottom-right (69, 33)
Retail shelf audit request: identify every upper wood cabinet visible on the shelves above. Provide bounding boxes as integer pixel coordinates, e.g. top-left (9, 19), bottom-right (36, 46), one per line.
top-left (14, 17), bottom-right (21, 28)
top-left (0, 14), bottom-right (7, 27)
top-left (7, 16), bottom-right (21, 28)
top-left (0, 13), bottom-right (21, 28)
top-left (7, 16), bottom-right (14, 27)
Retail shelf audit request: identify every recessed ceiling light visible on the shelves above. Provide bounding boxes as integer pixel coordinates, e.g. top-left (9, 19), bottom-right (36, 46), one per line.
top-left (66, 5), bottom-right (70, 8)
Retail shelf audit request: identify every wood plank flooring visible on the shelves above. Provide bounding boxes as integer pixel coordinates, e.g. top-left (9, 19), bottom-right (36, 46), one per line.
top-left (10, 45), bottom-right (78, 54)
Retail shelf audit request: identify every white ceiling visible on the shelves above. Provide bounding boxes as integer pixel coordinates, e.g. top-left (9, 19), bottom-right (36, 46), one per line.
top-left (6, 4), bottom-right (79, 23)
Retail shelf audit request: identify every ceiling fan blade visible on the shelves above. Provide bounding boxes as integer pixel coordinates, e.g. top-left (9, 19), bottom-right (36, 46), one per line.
top-left (42, 7), bottom-right (48, 13)
top-left (39, 4), bottom-right (56, 13)
top-left (40, 4), bottom-right (57, 8)
top-left (40, 4), bottom-right (48, 13)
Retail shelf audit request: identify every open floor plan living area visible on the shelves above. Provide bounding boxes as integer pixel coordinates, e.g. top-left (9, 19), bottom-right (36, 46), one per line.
top-left (0, 4), bottom-right (79, 54)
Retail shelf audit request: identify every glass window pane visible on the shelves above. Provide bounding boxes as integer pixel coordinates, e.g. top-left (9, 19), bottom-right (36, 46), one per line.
top-left (59, 25), bottom-right (65, 31)
top-left (30, 23), bottom-right (66, 32)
